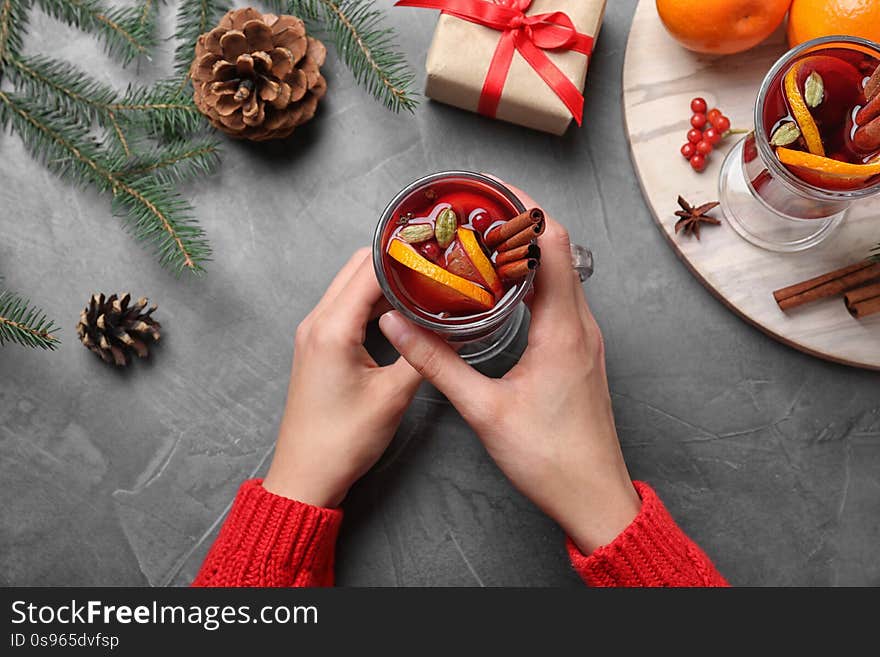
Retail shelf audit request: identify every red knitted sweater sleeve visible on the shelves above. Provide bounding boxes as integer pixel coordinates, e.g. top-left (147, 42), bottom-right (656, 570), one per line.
top-left (193, 479), bottom-right (342, 587)
top-left (194, 479), bottom-right (725, 587)
top-left (567, 481), bottom-right (728, 587)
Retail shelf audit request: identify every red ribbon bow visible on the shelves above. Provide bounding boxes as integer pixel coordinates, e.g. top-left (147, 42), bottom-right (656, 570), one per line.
top-left (395, 0), bottom-right (594, 124)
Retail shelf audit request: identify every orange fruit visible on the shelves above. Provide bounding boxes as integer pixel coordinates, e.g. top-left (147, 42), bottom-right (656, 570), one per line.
top-left (387, 239), bottom-right (495, 315)
top-left (788, 0), bottom-right (880, 48)
top-left (656, 0), bottom-right (792, 55)
top-left (784, 60), bottom-right (825, 156)
top-left (776, 146), bottom-right (880, 189)
top-left (446, 228), bottom-right (503, 298)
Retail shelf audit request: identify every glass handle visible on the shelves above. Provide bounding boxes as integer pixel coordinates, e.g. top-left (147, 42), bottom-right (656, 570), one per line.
top-left (571, 244), bottom-right (593, 282)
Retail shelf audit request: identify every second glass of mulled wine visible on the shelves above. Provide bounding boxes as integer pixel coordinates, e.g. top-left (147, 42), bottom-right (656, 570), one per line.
top-left (719, 36), bottom-right (880, 252)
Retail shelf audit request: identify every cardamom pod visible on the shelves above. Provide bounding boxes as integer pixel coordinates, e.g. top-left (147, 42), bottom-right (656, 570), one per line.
top-left (398, 224), bottom-right (435, 243)
top-left (805, 71), bottom-right (824, 108)
top-left (770, 122), bottom-right (801, 146)
top-left (434, 208), bottom-right (457, 248)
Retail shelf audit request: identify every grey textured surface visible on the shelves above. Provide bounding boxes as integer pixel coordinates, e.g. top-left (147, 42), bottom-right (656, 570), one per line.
top-left (2, 1), bottom-right (879, 588)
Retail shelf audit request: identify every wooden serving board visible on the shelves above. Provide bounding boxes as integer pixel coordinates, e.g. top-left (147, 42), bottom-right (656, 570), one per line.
top-left (623, 0), bottom-right (880, 370)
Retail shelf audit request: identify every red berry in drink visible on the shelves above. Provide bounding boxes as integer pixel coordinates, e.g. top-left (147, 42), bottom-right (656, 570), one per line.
top-left (704, 127), bottom-right (722, 145)
top-left (707, 108), bottom-right (722, 125)
top-left (681, 142), bottom-right (696, 158)
top-left (690, 154), bottom-right (707, 172)
top-left (691, 113), bottom-right (707, 129)
top-left (712, 115), bottom-right (731, 133)
top-left (696, 140), bottom-right (713, 156)
top-left (691, 98), bottom-right (707, 114)
top-left (687, 128), bottom-right (702, 144)
top-left (470, 211), bottom-right (493, 234)
top-left (420, 241), bottom-right (441, 262)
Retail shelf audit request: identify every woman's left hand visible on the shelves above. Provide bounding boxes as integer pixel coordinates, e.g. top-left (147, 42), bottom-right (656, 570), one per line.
top-left (263, 248), bottom-right (422, 508)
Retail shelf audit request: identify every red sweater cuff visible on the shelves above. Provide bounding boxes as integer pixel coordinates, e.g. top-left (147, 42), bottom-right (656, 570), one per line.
top-left (567, 481), bottom-right (728, 587)
top-left (193, 479), bottom-right (343, 587)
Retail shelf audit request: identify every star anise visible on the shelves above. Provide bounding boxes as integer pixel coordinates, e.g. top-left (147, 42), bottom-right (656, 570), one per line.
top-left (674, 196), bottom-right (721, 240)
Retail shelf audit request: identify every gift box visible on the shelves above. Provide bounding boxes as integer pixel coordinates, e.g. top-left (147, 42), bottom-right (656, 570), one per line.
top-left (399, 0), bottom-right (606, 135)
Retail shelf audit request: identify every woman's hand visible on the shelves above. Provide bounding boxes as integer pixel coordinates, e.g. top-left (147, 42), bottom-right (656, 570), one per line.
top-left (263, 249), bottom-right (422, 508)
top-left (378, 187), bottom-right (641, 554)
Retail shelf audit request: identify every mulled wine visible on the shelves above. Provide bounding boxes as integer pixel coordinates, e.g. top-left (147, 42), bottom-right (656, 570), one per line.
top-left (761, 46), bottom-right (880, 191)
top-left (378, 177), bottom-right (542, 323)
top-left (720, 37), bottom-right (880, 252)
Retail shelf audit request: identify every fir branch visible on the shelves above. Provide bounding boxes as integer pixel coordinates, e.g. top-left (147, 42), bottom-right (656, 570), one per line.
top-left (288, 0), bottom-right (418, 113)
top-left (0, 0), bottom-right (29, 63)
top-left (138, 0), bottom-right (153, 28)
top-left (174, 0), bottom-right (228, 77)
top-left (8, 54), bottom-right (119, 126)
top-left (0, 287), bottom-right (60, 350)
top-left (113, 137), bottom-right (220, 187)
top-left (113, 78), bottom-right (206, 139)
top-left (4, 54), bottom-right (133, 152)
top-left (0, 91), bottom-right (211, 274)
top-left (34, 0), bottom-right (156, 64)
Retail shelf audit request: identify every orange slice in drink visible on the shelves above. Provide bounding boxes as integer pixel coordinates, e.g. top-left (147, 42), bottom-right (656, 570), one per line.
top-left (387, 239), bottom-right (495, 315)
top-left (784, 60), bottom-right (825, 157)
top-left (776, 147), bottom-right (880, 189)
top-left (445, 228), bottom-right (504, 299)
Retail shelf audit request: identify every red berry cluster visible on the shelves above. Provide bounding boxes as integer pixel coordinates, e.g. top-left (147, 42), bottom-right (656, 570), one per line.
top-left (681, 98), bottom-right (732, 172)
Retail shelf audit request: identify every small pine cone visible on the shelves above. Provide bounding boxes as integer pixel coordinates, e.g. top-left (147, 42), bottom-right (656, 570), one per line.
top-left (190, 7), bottom-right (327, 141)
top-left (76, 293), bottom-right (161, 367)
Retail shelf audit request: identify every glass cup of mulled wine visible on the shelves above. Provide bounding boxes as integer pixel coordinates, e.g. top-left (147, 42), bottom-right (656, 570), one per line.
top-left (373, 171), bottom-right (593, 364)
top-left (719, 35), bottom-right (880, 252)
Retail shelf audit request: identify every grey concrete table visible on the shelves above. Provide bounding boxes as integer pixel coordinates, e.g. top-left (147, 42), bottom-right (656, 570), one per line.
top-left (2, 1), bottom-right (878, 587)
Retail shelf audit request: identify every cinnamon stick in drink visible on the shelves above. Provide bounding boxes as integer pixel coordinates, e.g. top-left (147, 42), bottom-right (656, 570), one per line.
top-left (484, 208), bottom-right (545, 250)
top-left (853, 115), bottom-right (880, 152)
top-left (856, 93), bottom-right (880, 126)
top-left (497, 257), bottom-right (539, 281)
top-left (844, 282), bottom-right (880, 318)
top-left (494, 243), bottom-right (540, 266)
top-left (865, 65), bottom-right (880, 103)
top-left (495, 220), bottom-right (545, 252)
top-left (773, 260), bottom-right (880, 311)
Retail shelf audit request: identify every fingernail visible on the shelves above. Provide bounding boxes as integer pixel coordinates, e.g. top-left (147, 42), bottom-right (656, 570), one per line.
top-left (379, 311), bottom-right (411, 346)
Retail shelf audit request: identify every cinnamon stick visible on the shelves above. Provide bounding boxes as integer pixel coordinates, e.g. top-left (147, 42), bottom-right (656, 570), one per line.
top-left (853, 115), bottom-right (880, 152)
top-left (773, 260), bottom-right (880, 311)
top-left (865, 65), bottom-right (880, 103)
top-left (484, 208), bottom-right (544, 250)
top-left (494, 243), bottom-right (540, 266)
top-left (495, 220), bottom-right (545, 252)
top-left (497, 257), bottom-right (539, 281)
top-left (844, 282), bottom-right (880, 318)
top-left (856, 93), bottom-right (880, 126)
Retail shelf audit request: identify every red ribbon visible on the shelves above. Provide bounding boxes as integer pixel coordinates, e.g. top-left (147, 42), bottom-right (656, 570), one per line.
top-left (395, 0), bottom-right (594, 125)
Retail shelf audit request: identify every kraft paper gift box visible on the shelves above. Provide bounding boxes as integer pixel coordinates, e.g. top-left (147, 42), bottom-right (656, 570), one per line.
top-left (421, 0), bottom-right (607, 135)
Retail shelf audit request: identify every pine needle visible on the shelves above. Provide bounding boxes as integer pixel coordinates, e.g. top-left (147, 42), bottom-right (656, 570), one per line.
top-left (0, 287), bottom-right (60, 350)
top-left (288, 0), bottom-right (418, 113)
top-left (34, 0), bottom-right (156, 65)
top-left (0, 0), bottom-right (29, 63)
top-left (174, 0), bottom-right (228, 76)
top-left (0, 90), bottom-right (211, 274)
top-left (5, 54), bottom-right (135, 151)
top-left (113, 137), bottom-right (221, 187)
top-left (113, 78), bottom-right (205, 139)
top-left (138, 0), bottom-right (154, 29)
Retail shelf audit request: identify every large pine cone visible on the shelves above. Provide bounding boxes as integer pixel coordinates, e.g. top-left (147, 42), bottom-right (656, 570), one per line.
top-left (190, 7), bottom-right (327, 141)
top-left (76, 293), bottom-right (161, 367)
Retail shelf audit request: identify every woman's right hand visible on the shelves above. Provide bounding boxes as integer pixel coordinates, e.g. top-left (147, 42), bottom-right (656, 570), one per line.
top-left (379, 190), bottom-right (641, 555)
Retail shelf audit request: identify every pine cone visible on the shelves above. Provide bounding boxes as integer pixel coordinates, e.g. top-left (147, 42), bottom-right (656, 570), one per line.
top-left (76, 293), bottom-right (161, 366)
top-left (190, 7), bottom-right (327, 141)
